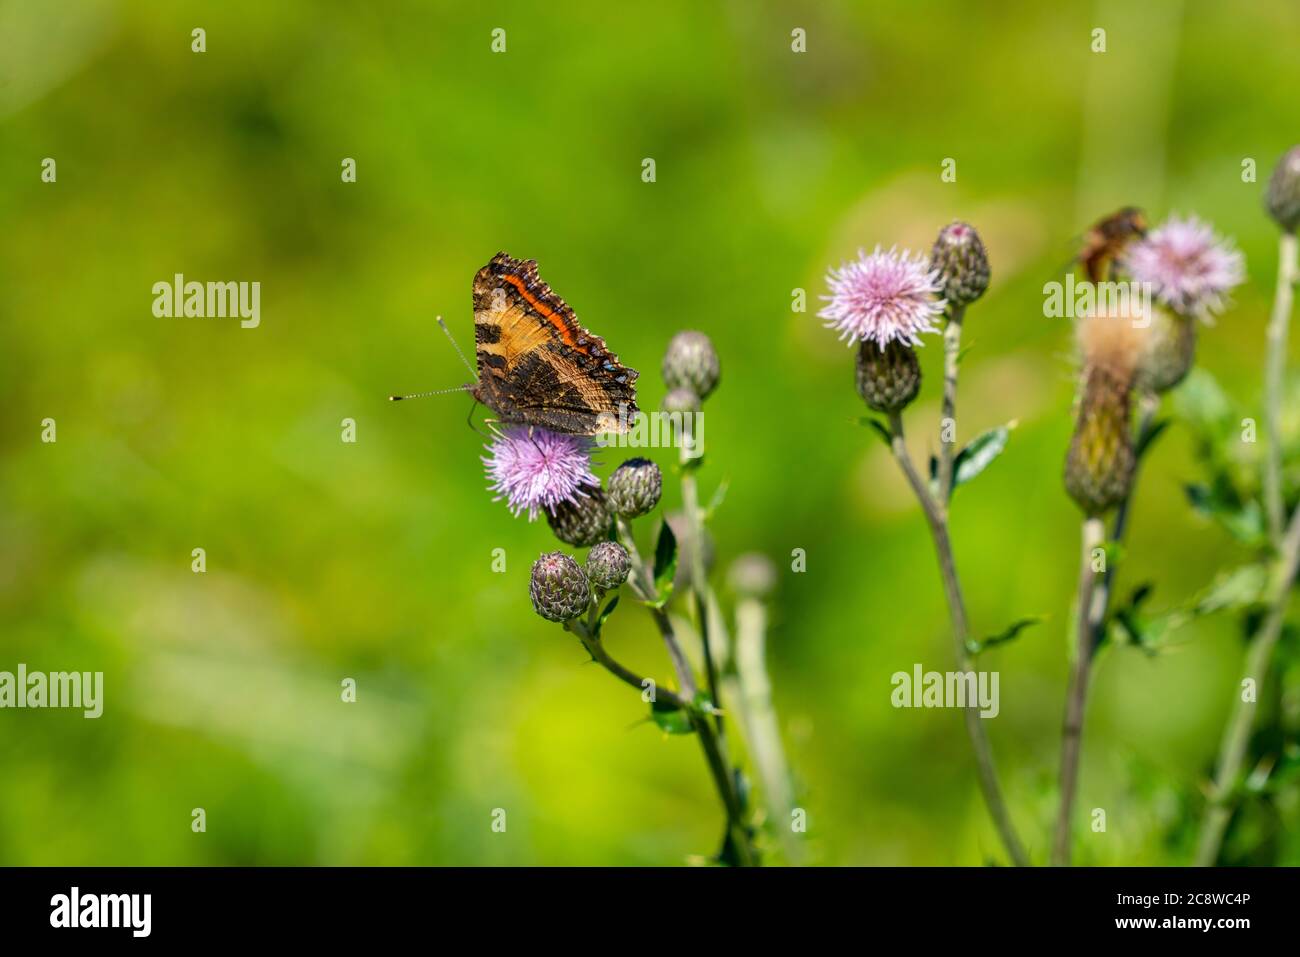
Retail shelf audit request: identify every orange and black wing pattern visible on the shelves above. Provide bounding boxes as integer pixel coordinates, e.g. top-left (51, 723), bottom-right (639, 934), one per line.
top-left (471, 252), bottom-right (639, 434)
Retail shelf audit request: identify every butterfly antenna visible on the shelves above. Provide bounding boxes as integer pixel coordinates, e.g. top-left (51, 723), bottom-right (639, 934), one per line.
top-left (389, 385), bottom-right (472, 401)
top-left (437, 315), bottom-right (477, 378)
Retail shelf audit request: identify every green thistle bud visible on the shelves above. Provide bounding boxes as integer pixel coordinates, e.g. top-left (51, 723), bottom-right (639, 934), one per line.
top-left (661, 387), bottom-right (701, 416)
top-left (930, 221), bottom-right (990, 308)
top-left (1135, 308), bottom-right (1196, 394)
top-left (546, 487), bottom-right (612, 547)
top-left (529, 551), bottom-right (591, 622)
top-left (1266, 145), bottom-right (1300, 234)
top-left (855, 340), bottom-right (921, 413)
top-left (728, 553), bottom-right (776, 600)
top-left (607, 457), bottom-right (662, 517)
top-left (1064, 367), bottom-right (1136, 516)
top-left (662, 331), bottom-right (721, 399)
top-left (585, 541), bottom-right (631, 589)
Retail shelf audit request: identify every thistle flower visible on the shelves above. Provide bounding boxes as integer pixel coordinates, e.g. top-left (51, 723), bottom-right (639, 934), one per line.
top-left (855, 340), bottom-right (921, 413)
top-left (483, 426), bottom-right (599, 520)
top-left (1121, 216), bottom-right (1245, 320)
top-left (607, 457), bottom-right (662, 518)
top-left (1266, 145), bottom-right (1300, 234)
top-left (930, 221), bottom-right (990, 308)
top-left (663, 331), bottom-right (721, 399)
top-left (819, 246), bottom-right (946, 348)
top-left (547, 486), bottom-right (613, 547)
top-left (1064, 307), bottom-right (1151, 515)
top-left (529, 551), bottom-right (592, 622)
top-left (585, 541), bottom-right (631, 589)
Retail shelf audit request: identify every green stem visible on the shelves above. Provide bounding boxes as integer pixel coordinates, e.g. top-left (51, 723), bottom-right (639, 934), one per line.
top-left (681, 462), bottom-right (724, 735)
top-left (938, 305), bottom-right (966, 502)
top-left (887, 411), bottom-right (1029, 867)
top-left (1052, 515), bottom-right (1106, 866)
top-left (1196, 230), bottom-right (1299, 865)
top-left (1263, 232), bottom-right (1298, 545)
top-left (570, 617), bottom-right (688, 712)
top-left (1196, 489), bottom-right (1300, 865)
top-left (614, 515), bottom-right (755, 866)
top-left (734, 590), bottom-right (800, 863)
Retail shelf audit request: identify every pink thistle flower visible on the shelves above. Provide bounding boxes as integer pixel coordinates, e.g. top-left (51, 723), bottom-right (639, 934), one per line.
top-left (483, 426), bottom-right (599, 520)
top-left (818, 246), bottom-right (946, 348)
top-left (1121, 215), bottom-right (1245, 320)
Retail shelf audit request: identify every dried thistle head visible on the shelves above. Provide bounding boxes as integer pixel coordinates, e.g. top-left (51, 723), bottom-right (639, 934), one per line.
top-left (1074, 304), bottom-right (1151, 389)
top-left (1064, 307), bottom-right (1152, 515)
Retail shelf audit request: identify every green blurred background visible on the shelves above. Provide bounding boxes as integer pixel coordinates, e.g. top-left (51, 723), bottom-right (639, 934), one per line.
top-left (2, 0), bottom-right (1298, 865)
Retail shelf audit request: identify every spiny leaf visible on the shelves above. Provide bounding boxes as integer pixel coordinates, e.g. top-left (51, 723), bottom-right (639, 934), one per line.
top-left (596, 595), bottom-right (621, 635)
top-left (859, 416), bottom-right (893, 446)
top-left (1135, 417), bottom-right (1170, 460)
top-left (952, 423), bottom-right (1013, 490)
top-left (704, 477), bottom-right (730, 520)
top-left (1185, 484), bottom-right (1267, 546)
top-left (967, 616), bottom-right (1043, 655)
top-left (1193, 564), bottom-right (1269, 615)
top-left (652, 519), bottom-right (678, 600)
top-left (650, 699), bottom-right (695, 735)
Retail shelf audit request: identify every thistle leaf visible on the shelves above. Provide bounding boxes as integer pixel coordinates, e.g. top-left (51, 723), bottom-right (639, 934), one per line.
top-left (967, 616), bottom-right (1043, 655)
top-left (650, 699), bottom-right (694, 735)
top-left (652, 519), bottom-right (678, 597)
top-left (952, 424), bottom-right (1013, 490)
top-left (859, 416), bottom-right (893, 446)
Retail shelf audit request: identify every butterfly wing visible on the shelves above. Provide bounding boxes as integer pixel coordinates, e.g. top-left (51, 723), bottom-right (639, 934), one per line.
top-left (472, 252), bottom-right (639, 434)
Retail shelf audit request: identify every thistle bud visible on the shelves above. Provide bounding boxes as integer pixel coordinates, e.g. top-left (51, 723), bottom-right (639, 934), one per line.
top-left (607, 457), bottom-right (662, 517)
top-left (930, 221), bottom-right (990, 308)
top-left (1063, 308), bottom-right (1147, 515)
top-left (529, 551), bottom-right (591, 622)
top-left (662, 331), bottom-right (720, 399)
top-left (1135, 307), bottom-right (1196, 394)
top-left (1266, 145), bottom-right (1300, 234)
top-left (661, 387), bottom-right (701, 416)
top-left (855, 340), bottom-right (921, 413)
top-left (546, 486), bottom-right (612, 547)
top-left (728, 553), bottom-right (776, 600)
top-left (585, 541), bottom-right (631, 589)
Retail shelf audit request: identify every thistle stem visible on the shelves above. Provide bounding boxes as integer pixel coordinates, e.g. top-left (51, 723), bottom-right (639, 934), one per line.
top-left (614, 514), bottom-right (755, 866)
top-left (1263, 232), bottom-right (1298, 545)
top-left (887, 411), bottom-right (1029, 867)
top-left (734, 590), bottom-right (801, 863)
top-left (616, 516), bottom-right (698, 699)
top-left (938, 305), bottom-right (966, 502)
top-left (681, 465), bottom-right (724, 736)
top-left (1052, 515), bottom-right (1106, 866)
top-left (570, 618), bottom-right (688, 712)
top-left (1195, 231), bottom-right (1299, 865)
top-left (1195, 430), bottom-right (1300, 865)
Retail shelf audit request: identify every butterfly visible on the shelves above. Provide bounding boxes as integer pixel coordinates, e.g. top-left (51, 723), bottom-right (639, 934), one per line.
top-left (466, 252), bottom-right (639, 435)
